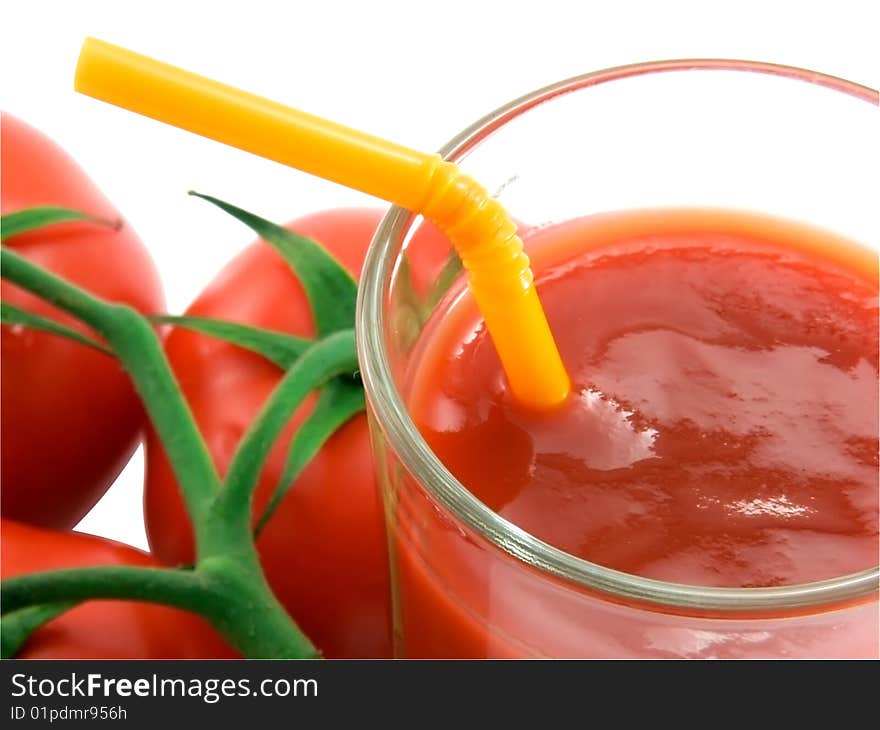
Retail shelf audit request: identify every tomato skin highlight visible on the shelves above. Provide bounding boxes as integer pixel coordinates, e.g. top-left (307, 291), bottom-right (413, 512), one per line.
top-left (1, 114), bottom-right (165, 528)
top-left (144, 209), bottom-right (401, 658)
top-left (1, 520), bottom-right (236, 659)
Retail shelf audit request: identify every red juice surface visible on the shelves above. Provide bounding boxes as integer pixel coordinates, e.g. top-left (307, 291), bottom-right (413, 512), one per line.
top-left (396, 208), bottom-right (879, 657)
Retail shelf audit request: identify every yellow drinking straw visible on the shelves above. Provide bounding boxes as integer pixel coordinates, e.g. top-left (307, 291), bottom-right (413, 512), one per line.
top-left (74, 38), bottom-right (571, 410)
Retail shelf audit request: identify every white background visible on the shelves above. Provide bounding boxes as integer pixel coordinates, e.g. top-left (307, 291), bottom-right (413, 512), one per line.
top-left (2, 0), bottom-right (878, 550)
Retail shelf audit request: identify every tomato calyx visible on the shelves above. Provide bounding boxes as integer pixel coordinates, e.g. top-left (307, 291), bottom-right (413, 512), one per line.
top-left (189, 193), bottom-right (358, 337)
top-left (0, 196), bottom-right (366, 658)
top-left (1, 207), bottom-right (126, 354)
top-left (0, 206), bottom-right (120, 243)
top-left (185, 193), bottom-right (365, 533)
top-left (1, 301), bottom-right (112, 355)
top-left (1, 207), bottom-right (127, 356)
top-left (150, 314), bottom-right (311, 368)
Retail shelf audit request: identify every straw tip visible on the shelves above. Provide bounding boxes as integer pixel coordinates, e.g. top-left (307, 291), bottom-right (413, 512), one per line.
top-left (74, 37), bottom-right (99, 93)
top-left (74, 37), bottom-right (120, 95)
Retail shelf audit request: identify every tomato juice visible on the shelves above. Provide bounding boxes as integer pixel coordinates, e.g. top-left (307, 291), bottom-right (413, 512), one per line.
top-left (391, 208), bottom-right (879, 658)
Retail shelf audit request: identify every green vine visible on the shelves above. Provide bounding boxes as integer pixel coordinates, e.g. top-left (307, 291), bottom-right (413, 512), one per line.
top-left (0, 199), bottom-right (367, 659)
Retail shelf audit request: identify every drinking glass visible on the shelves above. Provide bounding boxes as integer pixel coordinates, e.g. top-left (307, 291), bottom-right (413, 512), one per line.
top-left (356, 60), bottom-right (879, 658)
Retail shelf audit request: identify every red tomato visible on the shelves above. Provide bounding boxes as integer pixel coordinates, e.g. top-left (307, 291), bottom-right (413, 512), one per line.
top-left (145, 209), bottom-right (405, 658)
top-left (1, 520), bottom-right (235, 659)
top-left (1, 114), bottom-right (164, 528)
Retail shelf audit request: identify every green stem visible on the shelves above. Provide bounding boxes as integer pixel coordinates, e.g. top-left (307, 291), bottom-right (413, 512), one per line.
top-left (1, 602), bottom-right (76, 659)
top-left (0, 239), bottom-right (322, 659)
top-left (216, 330), bottom-right (359, 539)
top-left (199, 559), bottom-right (320, 659)
top-left (1, 566), bottom-right (209, 615)
top-left (1, 565), bottom-right (316, 659)
top-left (1, 248), bottom-right (221, 550)
top-left (1, 247), bottom-right (108, 323)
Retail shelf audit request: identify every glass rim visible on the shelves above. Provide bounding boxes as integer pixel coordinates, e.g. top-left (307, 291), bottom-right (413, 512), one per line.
top-left (355, 59), bottom-right (880, 613)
